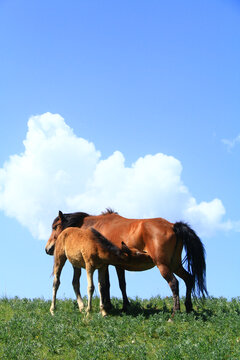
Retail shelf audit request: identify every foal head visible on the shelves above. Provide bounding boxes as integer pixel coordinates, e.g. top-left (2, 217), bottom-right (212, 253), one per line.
top-left (45, 211), bottom-right (65, 255)
top-left (45, 210), bottom-right (90, 255)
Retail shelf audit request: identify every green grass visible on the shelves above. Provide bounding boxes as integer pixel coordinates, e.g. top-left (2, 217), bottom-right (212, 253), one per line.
top-left (0, 296), bottom-right (240, 359)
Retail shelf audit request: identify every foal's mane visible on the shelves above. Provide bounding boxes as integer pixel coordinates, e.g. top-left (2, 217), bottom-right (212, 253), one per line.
top-left (91, 228), bottom-right (125, 258)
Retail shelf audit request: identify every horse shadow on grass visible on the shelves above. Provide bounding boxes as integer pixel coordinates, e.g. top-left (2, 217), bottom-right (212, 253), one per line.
top-left (106, 299), bottom-right (173, 319)
top-left (72, 297), bottom-right (216, 321)
top-left (71, 299), bottom-right (170, 318)
top-left (107, 299), bottom-right (216, 321)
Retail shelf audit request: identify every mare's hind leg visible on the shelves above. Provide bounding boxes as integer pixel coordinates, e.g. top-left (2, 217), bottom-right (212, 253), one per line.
top-left (157, 264), bottom-right (180, 316)
top-left (86, 265), bottom-right (95, 313)
top-left (115, 267), bottom-right (130, 311)
top-left (72, 267), bottom-right (84, 312)
top-left (175, 265), bottom-right (194, 313)
top-left (50, 255), bottom-right (66, 315)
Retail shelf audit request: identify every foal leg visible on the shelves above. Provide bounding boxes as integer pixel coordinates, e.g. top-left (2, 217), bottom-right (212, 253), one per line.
top-left (72, 266), bottom-right (84, 312)
top-left (115, 266), bottom-right (130, 311)
top-left (98, 266), bottom-right (108, 317)
top-left (50, 256), bottom-right (66, 315)
top-left (157, 264), bottom-right (180, 317)
top-left (86, 265), bottom-right (95, 313)
top-left (175, 265), bottom-right (194, 313)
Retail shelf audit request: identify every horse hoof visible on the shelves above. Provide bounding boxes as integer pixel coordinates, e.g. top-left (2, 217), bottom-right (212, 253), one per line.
top-left (101, 310), bottom-right (108, 317)
top-left (86, 309), bottom-right (91, 317)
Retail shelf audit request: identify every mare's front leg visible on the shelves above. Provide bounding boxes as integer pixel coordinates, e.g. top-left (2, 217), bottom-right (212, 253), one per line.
top-left (98, 266), bottom-right (108, 317)
top-left (86, 265), bottom-right (95, 314)
top-left (50, 255), bottom-right (66, 315)
top-left (101, 266), bottom-right (112, 310)
top-left (72, 266), bottom-right (84, 312)
top-left (115, 267), bottom-right (130, 311)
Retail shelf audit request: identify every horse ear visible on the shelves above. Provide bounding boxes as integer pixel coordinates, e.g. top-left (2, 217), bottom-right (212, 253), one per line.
top-left (58, 211), bottom-right (65, 221)
top-left (121, 241), bottom-right (131, 255)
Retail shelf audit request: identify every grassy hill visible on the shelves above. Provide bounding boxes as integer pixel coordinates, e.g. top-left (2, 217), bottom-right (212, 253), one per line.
top-left (0, 296), bottom-right (239, 359)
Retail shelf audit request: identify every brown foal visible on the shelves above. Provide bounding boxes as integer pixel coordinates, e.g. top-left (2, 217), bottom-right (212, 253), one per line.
top-left (49, 226), bottom-right (153, 316)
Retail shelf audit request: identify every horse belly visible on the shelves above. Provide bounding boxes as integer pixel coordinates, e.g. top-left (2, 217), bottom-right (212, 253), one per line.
top-left (118, 263), bottom-right (155, 272)
top-left (65, 249), bottom-right (86, 269)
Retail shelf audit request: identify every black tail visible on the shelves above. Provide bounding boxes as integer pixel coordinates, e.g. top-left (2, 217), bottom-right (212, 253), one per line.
top-left (90, 228), bottom-right (127, 259)
top-left (173, 221), bottom-right (208, 297)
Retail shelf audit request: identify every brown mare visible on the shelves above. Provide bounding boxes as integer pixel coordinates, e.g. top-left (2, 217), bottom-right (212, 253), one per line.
top-left (49, 226), bottom-right (153, 316)
top-left (45, 210), bottom-right (208, 316)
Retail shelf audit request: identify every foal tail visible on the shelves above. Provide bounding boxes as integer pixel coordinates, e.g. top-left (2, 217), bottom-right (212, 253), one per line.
top-left (173, 221), bottom-right (208, 297)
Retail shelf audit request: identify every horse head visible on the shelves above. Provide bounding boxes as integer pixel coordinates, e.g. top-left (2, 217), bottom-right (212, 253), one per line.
top-left (45, 211), bottom-right (65, 255)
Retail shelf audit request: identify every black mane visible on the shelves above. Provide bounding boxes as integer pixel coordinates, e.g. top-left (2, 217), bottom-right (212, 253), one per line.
top-left (53, 208), bottom-right (118, 229)
top-left (101, 208), bottom-right (118, 215)
top-left (53, 212), bottom-right (90, 230)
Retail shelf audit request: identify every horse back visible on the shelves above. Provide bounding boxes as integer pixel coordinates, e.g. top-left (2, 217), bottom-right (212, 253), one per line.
top-left (83, 215), bottom-right (146, 249)
top-left (59, 227), bottom-right (95, 269)
top-left (83, 214), bottom-right (181, 269)
top-left (83, 214), bottom-right (176, 248)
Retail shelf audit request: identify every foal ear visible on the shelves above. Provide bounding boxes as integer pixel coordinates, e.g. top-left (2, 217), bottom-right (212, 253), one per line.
top-left (121, 241), bottom-right (131, 255)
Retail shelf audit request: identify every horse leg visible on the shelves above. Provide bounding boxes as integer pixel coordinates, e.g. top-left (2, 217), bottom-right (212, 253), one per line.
top-left (157, 264), bottom-right (180, 316)
top-left (115, 266), bottom-right (130, 311)
top-left (101, 266), bottom-right (112, 310)
top-left (86, 265), bottom-right (95, 313)
top-left (98, 266), bottom-right (108, 317)
top-left (50, 256), bottom-right (66, 315)
top-left (175, 265), bottom-right (194, 313)
top-left (72, 266), bottom-right (84, 312)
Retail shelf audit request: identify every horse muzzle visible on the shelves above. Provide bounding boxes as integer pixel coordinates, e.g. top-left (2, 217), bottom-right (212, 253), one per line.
top-left (45, 245), bottom-right (54, 255)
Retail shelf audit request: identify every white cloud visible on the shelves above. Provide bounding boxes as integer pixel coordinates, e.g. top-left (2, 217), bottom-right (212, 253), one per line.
top-left (0, 113), bottom-right (100, 239)
top-left (0, 112), bottom-right (235, 239)
top-left (183, 198), bottom-right (228, 237)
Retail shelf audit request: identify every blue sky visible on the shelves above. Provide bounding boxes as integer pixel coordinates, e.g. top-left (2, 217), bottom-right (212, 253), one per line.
top-left (0, 0), bottom-right (240, 303)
